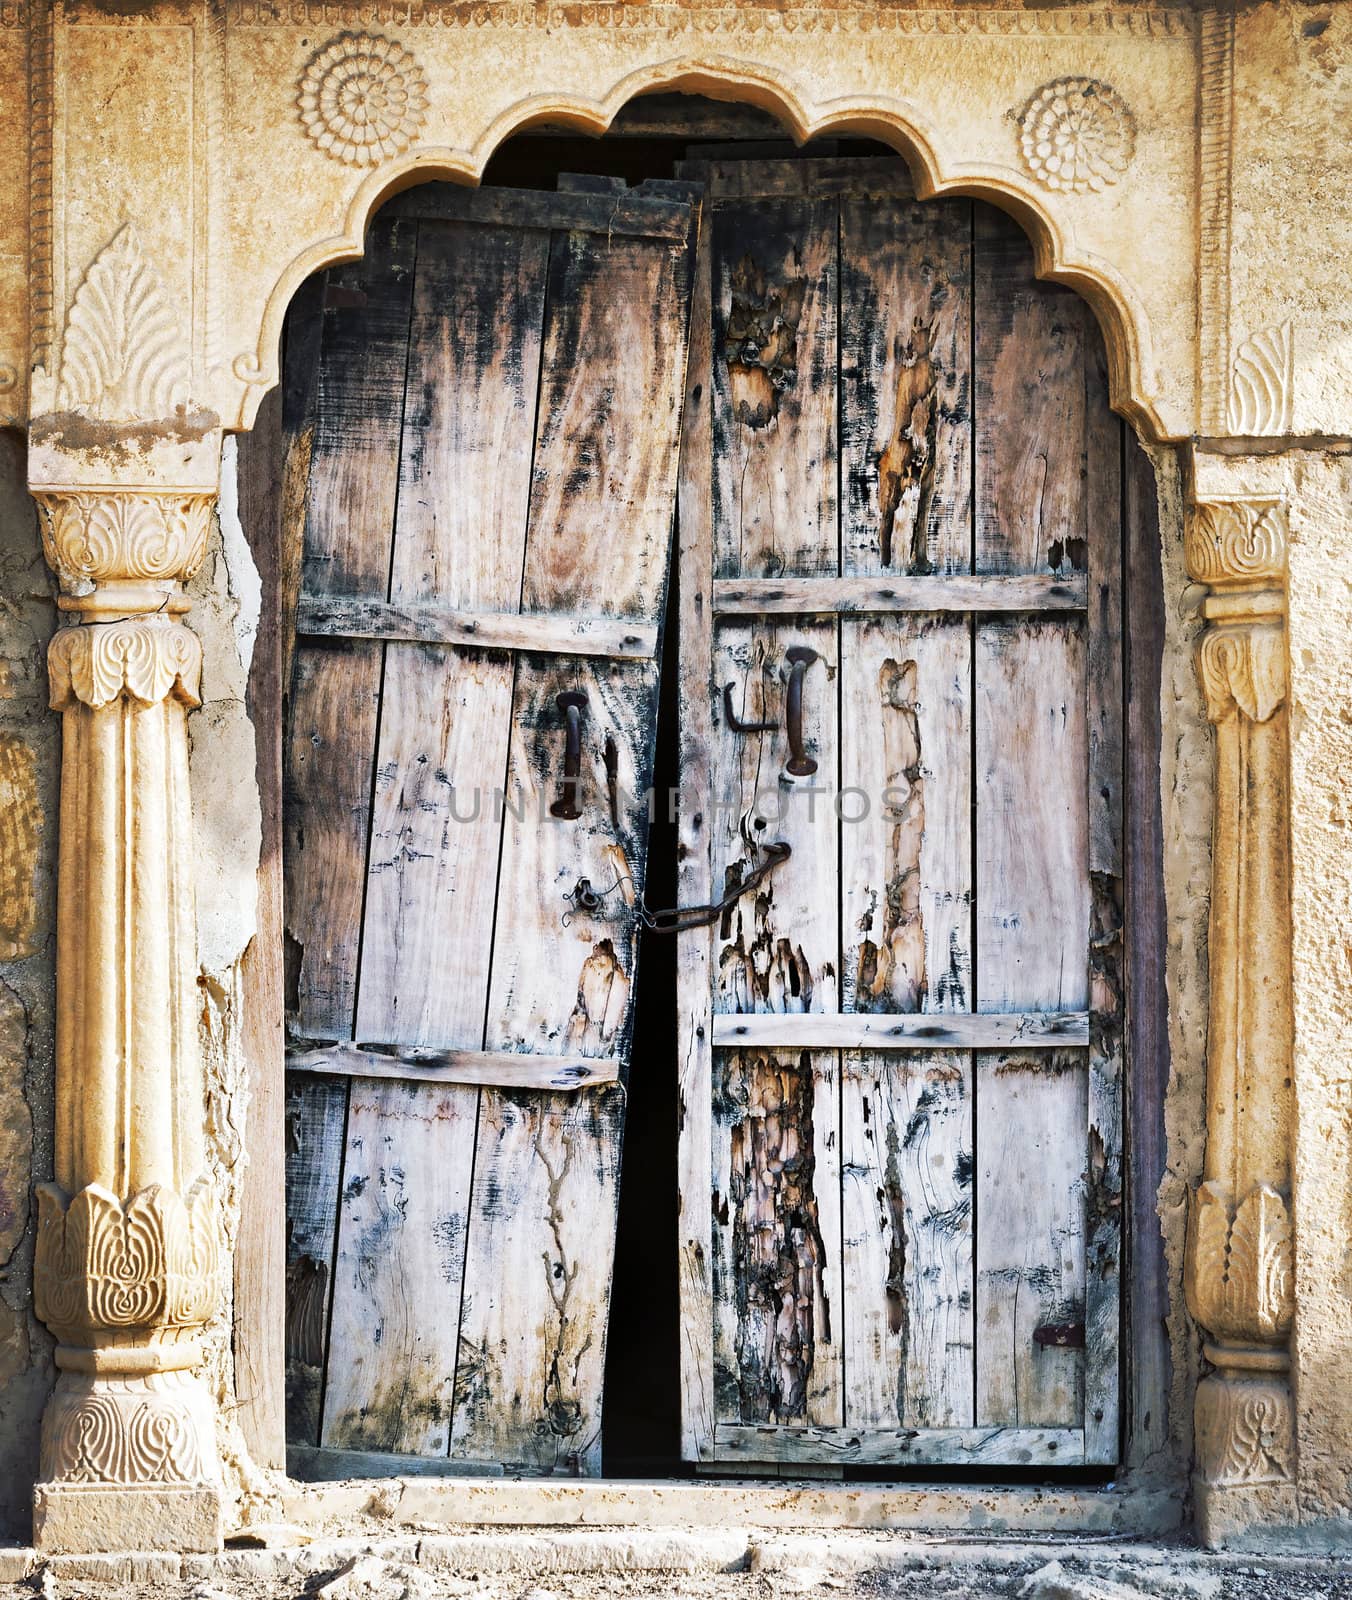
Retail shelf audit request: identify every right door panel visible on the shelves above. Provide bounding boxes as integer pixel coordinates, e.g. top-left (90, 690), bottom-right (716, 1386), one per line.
top-left (677, 157), bottom-right (1125, 1471)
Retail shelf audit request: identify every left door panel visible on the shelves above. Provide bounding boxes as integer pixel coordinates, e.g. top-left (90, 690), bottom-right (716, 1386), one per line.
top-left (280, 182), bottom-right (700, 1475)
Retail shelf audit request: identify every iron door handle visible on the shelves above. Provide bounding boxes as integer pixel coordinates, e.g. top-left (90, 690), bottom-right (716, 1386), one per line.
top-left (722, 681), bottom-right (777, 735)
top-left (784, 646), bottom-right (818, 776)
top-left (550, 690), bottom-right (588, 820)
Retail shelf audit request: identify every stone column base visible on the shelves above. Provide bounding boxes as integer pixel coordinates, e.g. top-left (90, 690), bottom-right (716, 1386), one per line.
top-left (33, 1482), bottom-right (222, 1554)
top-left (33, 1368), bottom-right (223, 1552)
top-left (1193, 1367), bottom-right (1298, 1550)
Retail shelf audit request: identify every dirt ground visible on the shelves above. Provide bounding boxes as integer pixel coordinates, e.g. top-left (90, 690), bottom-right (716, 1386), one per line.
top-left (4, 1535), bottom-right (1351, 1600)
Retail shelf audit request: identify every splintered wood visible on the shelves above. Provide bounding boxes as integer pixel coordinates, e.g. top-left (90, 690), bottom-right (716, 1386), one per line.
top-left (282, 181), bottom-right (699, 1474)
top-left (677, 160), bottom-right (1124, 1470)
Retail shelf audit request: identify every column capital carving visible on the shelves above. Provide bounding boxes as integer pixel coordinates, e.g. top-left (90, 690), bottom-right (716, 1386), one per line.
top-left (1197, 622), bottom-right (1286, 725)
top-left (33, 487), bottom-right (215, 611)
top-left (34, 1182), bottom-right (221, 1353)
top-left (1185, 1179), bottom-right (1294, 1348)
top-left (1185, 496), bottom-right (1288, 592)
top-left (48, 619), bottom-right (203, 712)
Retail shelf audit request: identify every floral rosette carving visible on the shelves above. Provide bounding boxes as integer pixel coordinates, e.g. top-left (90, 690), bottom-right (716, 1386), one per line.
top-left (34, 1182), bottom-right (221, 1347)
top-left (1017, 76), bottom-right (1136, 194)
top-left (35, 490), bottom-right (215, 592)
top-left (297, 32), bottom-right (428, 166)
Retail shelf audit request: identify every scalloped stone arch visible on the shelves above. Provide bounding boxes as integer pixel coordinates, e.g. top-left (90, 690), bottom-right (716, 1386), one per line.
top-left (232, 57), bottom-right (1167, 444)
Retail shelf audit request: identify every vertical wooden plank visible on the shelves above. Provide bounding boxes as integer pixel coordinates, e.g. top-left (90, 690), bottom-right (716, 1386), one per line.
top-left (1123, 432), bottom-right (1171, 1471)
top-left (320, 1078), bottom-right (477, 1455)
top-left (283, 1075), bottom-right (347, 1447)
top-left (974, 618), bottom-right (1089, 1429)
top-left (675, 180), bottom-right (717, 1463)
top-left (839, 617), bottom-right (974, 1429)
top-left (974, 206), bottom-right (1088, 579)
top-left (354, 222), bottom-right (548, 1046)
top-left (707, 183), bottom-right (842, 1433)
top-left (326, 221), bottom-right (551, 1462)
top-left (283, 217), bottom-right (417, 1035)
top-left (972, 206), bottom-right (1101, 1436)
top-left (710, 194), bottom-right (838, 578)
top-left (839, 1053), bottom-right (973, 1428)
top-left (521, 228), bottom-right (695, 622)
top-left (974, 1049), bottom-right (1088, 1428)
top-left (1084, 322), bottom-right (1125, 1464)
top-left (840, 196), bottom-right (972, 578)
top-left (234, 379), bottom-right (289, 1469)
top-left (458, 214), bottom-right (698, 1472)
top-left (448, 1086), bottom-right (625, 1474)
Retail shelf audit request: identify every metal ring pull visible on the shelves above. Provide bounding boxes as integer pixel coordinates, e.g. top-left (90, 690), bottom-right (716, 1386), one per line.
top-left (784, 645), bottom-right (819, 776)
top-left (550, 690), bottom-right (588, 820)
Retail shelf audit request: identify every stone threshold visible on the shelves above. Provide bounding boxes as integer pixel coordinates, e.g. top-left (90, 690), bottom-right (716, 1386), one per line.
top-left (281, 1475), bottom-right (1181, 1536)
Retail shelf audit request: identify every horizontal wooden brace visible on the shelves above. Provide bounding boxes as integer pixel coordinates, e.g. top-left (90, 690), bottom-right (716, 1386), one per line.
top-left (714, 1425), bottom-right (1085, 1467)
top-left (381, 183), bottom-right (696, 240)
top-left (712, 573), bottom-right (1088, 617)
top-left (285, 1038), bottom-right (620, 1092)
top-left (296, 594), bottom-right (658, 661)
top-left (711, 1012), bottom-right (1090, 1051)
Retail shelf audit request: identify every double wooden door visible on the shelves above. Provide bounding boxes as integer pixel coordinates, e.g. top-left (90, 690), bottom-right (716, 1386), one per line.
top-left (675, 158), bottom-right (1125, 1469)
top-left (282, 178), bottom-right (699, 1474)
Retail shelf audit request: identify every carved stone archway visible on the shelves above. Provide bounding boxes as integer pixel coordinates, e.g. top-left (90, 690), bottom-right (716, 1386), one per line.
top-left (4, 0), bottom-right (1343, 1558)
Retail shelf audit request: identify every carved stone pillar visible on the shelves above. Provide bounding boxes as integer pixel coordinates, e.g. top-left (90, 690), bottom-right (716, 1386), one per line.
top-left (1182, 467), bottom-right (1297, 1546)
top-left (29, 474), bottom-right (224, 1552)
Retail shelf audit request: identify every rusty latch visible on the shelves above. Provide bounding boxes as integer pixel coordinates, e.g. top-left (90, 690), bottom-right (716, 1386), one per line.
top-left (1033, 1321), bottom-right (1086, 1349)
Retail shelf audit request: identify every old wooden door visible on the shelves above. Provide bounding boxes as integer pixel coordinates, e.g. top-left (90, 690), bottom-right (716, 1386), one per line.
top-left (676, 158), bottom-right (1125, 1470)
top-left (282, 178), bottom-right (699, 1475)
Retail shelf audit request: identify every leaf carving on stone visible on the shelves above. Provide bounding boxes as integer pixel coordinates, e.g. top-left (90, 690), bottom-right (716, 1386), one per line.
top-left (1185, 1179), bottom-right (1293, 1344)
top-left (58, 224), bottom-right (193, 421)
top-left (47, 620), bottom-right (203, 712)
top-left (1185, 499), bottom-right (1287, 588)
top-left (1229, 322), bottom-right (1295, 436)
top-left (1197, 625), bottom-right (1286, 726)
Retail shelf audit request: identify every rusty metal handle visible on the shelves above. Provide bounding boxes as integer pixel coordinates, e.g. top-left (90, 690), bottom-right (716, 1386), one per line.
top-left (550, 690), bottom-right (588, 820)
top-left (784, 646), bottom-right (818, 776)
top-left (723, 681), bottom-right (777, 735)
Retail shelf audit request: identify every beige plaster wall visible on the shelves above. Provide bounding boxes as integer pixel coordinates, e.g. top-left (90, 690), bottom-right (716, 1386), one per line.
top-left (1286, 447), bottom-right (1352, 1541)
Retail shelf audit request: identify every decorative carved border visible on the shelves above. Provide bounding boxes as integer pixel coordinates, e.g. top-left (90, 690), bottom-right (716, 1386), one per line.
top-left (1197, 8), bottom-right (1233, 435)
top-left (228, 1), bottom-right (1193, 36)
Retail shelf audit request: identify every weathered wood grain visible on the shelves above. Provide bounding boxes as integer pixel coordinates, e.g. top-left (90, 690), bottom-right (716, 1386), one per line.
top-left (710, 195), bottom-right (837, 579)
top-left (283, 1075), bottom-right (348, 1446)
top-left (840, 195), bottom-right (971, 577)
top-left (713, 1012), bottom-right (1088, 1050)
top-left (284, 218), bottom-right (417, 1034)
top-left (841, 1053), bottom-right (973, 1429)
top-left (713, 573), bottom-right (1086, 616)
top-left (840, 618), bottom-right (972, 1020)
top-left (320, 1077), bottom-right (478, 1456)
top-left (382, 182), bottom-right (695, 239)
top-left (286, 1038), bottom-right (619, 1091)
top-left (295, 595), bottom-right (658, 660)
top-left (353, 218), bottom-right (546, 1051)
top-left (674, 176), bottom-right (719, 1464)
top-left (714, 1423), bottom-right (1083, 1466)
top-left (704, 157), bottom-right (915, 202)
top-left (974, 619), bottom-right (1089, 1014)
top-left (975, 1050), bottom-right (1088, 1429)
top-left (1084, 320), bottom-right (1125, 1465)
top-left (234, 379), bottom-right (289, 1470)
top-left (1123, 432), bottom-right (1170, 1472)
top-left (449, 1086), bottom-right (626, 1474)
top-left (974, 206), bottom-right (1088, 579)
top-left (713, 1050), bottom-right (842, 1428)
